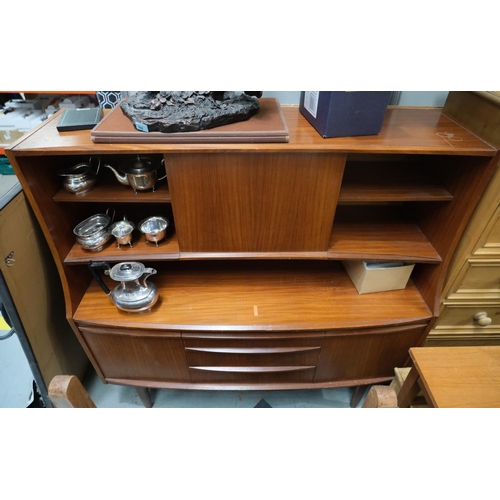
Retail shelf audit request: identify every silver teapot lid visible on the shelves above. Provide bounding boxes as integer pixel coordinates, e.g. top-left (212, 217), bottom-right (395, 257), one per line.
top-left (109, 262), bottom-right (145, 281)
top-left (127, 156), bottom-right (155, 174)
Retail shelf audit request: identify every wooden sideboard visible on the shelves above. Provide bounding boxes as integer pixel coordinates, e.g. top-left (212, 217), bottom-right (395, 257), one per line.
top-left (5, 103), bottom-right (499, 405)
top-left (427, 92), bottom-right (500, 346)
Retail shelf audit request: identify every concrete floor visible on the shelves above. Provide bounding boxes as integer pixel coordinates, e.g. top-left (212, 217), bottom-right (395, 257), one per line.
top-left (0, 325), bottom-right (34, 408)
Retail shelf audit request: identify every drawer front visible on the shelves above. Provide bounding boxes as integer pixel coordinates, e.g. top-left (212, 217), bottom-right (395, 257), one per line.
top-left (433, 306), bottom-right (500, 336)
top-left (473, 204), bottom-right (500, 257)
top-left (447, 259), bottom-right (500, 301)
top-left (79, 326), bottom-right (190, 382)
top-left (314, 324), bottom-right (428, 383)
top-left (184, 335), bottom-right (323, 384)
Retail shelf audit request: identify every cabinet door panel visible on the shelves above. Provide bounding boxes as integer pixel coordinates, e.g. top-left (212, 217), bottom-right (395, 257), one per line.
top-left (167, 152), bottom-right (345, 252)
top-left (314, 325), bottom-right (427, 382)
top-left (80, 328), bottom-right (189, 382)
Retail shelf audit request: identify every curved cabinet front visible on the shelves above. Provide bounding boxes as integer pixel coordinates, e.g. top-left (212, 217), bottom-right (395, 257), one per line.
top-left (78, 326), bottom-right (190, 383)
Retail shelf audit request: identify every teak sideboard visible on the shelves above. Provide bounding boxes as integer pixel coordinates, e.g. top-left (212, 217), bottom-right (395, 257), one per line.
top-left (6, 104), bottom-right (499, 406)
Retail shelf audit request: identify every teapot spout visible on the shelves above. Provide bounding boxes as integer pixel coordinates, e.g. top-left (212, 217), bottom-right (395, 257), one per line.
top-left (103, 164), bottom-right (129, 186)
top-left (139, 268), bottom-right (157, 288)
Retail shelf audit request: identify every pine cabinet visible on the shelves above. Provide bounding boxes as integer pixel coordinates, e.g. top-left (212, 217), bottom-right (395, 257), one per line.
top-left (427, 92), bottom-right (500, 346)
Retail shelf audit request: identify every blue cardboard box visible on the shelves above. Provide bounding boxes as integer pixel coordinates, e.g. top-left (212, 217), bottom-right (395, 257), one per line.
top-left (299, 91), bottom-right (392, 138)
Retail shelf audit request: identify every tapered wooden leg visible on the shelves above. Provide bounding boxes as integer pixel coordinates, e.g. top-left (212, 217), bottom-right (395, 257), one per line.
top-left (397, 366), bottom-right (420, 408)
top-left (136, 387), bottom-right (153, 408)
top-left (350, 385), bottom-right (368, 408)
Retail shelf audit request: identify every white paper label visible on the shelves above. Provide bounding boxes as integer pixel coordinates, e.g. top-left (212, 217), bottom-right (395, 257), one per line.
top-left (303, 91), bottom-right (320, 118)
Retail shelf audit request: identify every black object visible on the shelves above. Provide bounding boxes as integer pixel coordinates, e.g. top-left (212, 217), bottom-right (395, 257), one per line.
top-left (88, 261), bottom-right (112, 295)
top-left (57, 107), bottom-right (103, 132)
top-left (299, 91), bottom-right (392, 138)
top-left (254, 398), bottom-right (273, 408)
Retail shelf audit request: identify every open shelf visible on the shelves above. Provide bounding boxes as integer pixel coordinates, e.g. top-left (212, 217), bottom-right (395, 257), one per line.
top-left (339, 159), bottom-right (454, 204)
top-left (328, 221), bottom-right (441, 262)
top-left (73, 261), bottom-right (433, 331)
top-left (65, 232), bottom-right (179, 264)
top-left (338, 183), bottom-right (453, 203)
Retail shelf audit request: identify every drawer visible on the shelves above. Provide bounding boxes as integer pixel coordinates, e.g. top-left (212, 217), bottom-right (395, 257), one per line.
top-left (189, 365), bottom-right (316, 384)
top-left (184, 337), bottom-right (322, 367)
top-left (183, 334), bottom-right (323, 384)
top-left (433, 305), bottom-right (500, 336)
top-left (447, 259), bottom-right (500, 301)
top-left (473, 204), bottom-right (500, 257)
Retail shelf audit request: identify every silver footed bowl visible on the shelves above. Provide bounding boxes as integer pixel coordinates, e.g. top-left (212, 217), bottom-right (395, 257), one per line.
top-left (139, 216), bottom-right (169, 247)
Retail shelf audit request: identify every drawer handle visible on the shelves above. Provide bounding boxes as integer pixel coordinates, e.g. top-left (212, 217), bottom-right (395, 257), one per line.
top-left (190, 366), bottom-right (315, 373)
top-left (186, 347), bottom-right (321, 354)
top-left (473, 312), bottom-right (492, 327)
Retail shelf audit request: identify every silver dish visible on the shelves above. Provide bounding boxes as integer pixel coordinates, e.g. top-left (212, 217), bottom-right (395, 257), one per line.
top-left (138, 216), bottom-right (169, 247)
top-left (57, 157), bottom-right (100, 195)
top-left (73, 212), bottom-right (113, 252)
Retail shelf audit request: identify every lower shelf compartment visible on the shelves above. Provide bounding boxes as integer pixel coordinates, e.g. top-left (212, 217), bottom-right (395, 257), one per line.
top-left (74, 261), bottom-right (433, 331)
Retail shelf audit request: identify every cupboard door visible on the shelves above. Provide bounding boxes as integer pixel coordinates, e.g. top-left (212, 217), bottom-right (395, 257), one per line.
top-left (314, 324), bottom-right (427, 383)
top-left (79, 327), bottom-right (189, 382)
top-left (167, 152), bottom-right (345, 253)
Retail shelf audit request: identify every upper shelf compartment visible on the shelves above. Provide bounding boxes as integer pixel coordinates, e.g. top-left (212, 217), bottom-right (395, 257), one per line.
top-left (52, 153), bottom-right (169, 203)
top-left (338, 157), bottom-right (453, 204)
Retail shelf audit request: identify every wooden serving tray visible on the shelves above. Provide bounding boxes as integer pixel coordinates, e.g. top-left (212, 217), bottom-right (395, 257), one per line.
top-left (91, 97), bottom-right (289, 144)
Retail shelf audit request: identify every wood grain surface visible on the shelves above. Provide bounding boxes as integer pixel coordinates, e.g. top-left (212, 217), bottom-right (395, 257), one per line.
top-left (409, 346), bottom-right (500, 407)
top-left (73, 261), bottom-right (432, 331)
top-left (7, 107), bottom-right (496, 156)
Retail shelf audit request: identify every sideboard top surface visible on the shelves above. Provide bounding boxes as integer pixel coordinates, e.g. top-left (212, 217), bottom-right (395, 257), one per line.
top-left (7, 106), bottom-right (496, 157)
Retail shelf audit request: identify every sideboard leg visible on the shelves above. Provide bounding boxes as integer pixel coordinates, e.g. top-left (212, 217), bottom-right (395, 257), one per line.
top-left (350, 385), bottom-right (368, 408)
top-left (136, 387), bottom-right (153, 408)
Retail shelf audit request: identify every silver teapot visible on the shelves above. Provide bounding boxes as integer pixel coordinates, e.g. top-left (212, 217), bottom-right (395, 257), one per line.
top-left (88, 261), bottom-right (159, 312)
top-left (103, 156), bottom-right (167, 194)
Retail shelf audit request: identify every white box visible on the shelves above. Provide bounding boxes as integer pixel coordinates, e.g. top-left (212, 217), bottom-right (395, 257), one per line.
top-left (343, 260), bottom-right (415, 294)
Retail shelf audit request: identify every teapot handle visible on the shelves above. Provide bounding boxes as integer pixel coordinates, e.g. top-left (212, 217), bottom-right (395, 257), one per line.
top-left (89, 156), bottom-right (101, 175)
top-left (157, 158), bottom-right (168, 182)
top-left (88, 261), bottom-right (111, 295)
